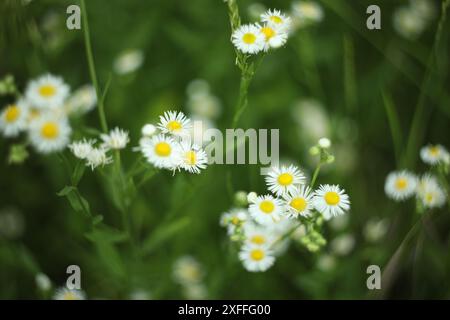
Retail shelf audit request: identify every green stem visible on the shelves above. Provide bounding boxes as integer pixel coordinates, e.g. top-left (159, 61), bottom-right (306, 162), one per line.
top-left (80, 0), bottom-right (108, 133)
top-left (231, 71), bottom-right (252, 128)
top-left (310, 163), bottom-right (322, 189)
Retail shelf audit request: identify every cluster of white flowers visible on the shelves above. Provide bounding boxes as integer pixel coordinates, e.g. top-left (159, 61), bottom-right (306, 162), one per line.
top-left (385, 144), bottom-right (449, 210)
top-left (137, 111), bottom-right (208, 174)
top-left (69, 127), bottom-right (129, 170)
top-left (393, 0), bottom-right (435, 40)
top-left (0, 74), bottom-right (97, 155)
top-left (53, 287), bottom-right (86, 300)
top-left (221, 158), bottom-right (350, 272)
top-left (172, 255), bottom-right (208, 299)
top-left (232, 9), bottom-right (291, 54)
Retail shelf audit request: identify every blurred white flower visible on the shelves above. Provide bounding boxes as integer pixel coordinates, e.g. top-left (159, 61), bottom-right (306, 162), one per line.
top-left (129, 289), bottom-right (152, 300)
top-left (28, 114), bottom-right (72, 154)
top-left (25, 74), bottom-right (70, 110)
top-left (318, 137), bottom-right (331, 149)
top-left (420, 144), bottom-right (450, 166)
top-left (393, 6), bottom-right (427, 40)
top-left (247, 191), bottom-right (258, 204)
top-left (141, 124), bottom-right (157, 137)
top-left (183, 283), bottom-right (208, 299)
top-left (65, 85), bottom-right (97, 115)
top-left (85, 147), bottom-right (113, 170)
top-left (385, 170), bottom-right (418, 201)
top-left (292, 99), bottom-right (330, 143)
top-left (261, 9), bottom-right (291, 32)
top-left (364, 218), bottom-right (388, 243)
top-left (100, 127), bottom-right (130, 150)
top-left (330, 234), bottom-right (355, 256)
top-left (0, 100), bottom-right (29, 138)
top-left (173, 255), bottom-right (205, 286)
top-left (0, 207), bottom-right (25, 239)
top-left (53, 287), bottom-right (86, 300)
top-left (69, 139), bottom-right (96, 160)
top-left (113, 49), bottom-right (144, 75)
top-left (316, 253), bottom-right (336, 272)
top-left (35, 273), bottom-right (52, 291)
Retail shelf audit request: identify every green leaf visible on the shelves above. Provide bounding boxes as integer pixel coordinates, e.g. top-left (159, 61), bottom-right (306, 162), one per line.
top-left (84, 223), bottom-right (128, 244)
top-left (141, 217), bottom-right (190, 254)
top-left (57, 186), bottom-right (76, 197)
top-left (71, 161), bottom-right (86, 186)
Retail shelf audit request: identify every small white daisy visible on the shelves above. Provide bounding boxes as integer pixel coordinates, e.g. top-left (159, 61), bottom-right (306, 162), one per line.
top-left (28, 114), bottom-right (71, 154)
top-left (141, 134), bottom-right (180, 169)
top-left (249, 194), bottom-right (284, 225)
top-left (420, 144), bottom-right (449, 166)
top-left (157, 111), bottom-right (191, 137)
top-left (113, 49), bottom-right (145, 75)
top-left (0, 100), bottom-right (29, 137)
top-left (416, 174), bottom-right (446, 209)
top-left (69, 138), bottom-right (96, 160)
top-left (244, 223), bottom-right (275, 247)
top-left (265, 165), bottom-right (305, 196)
top-left (385, 170), bottom-right (418, 201)
top-left (231, 24), bottom-right (265, 55)
top-left (173, 255), bottom-right (204, 285)
top-left (65, 84), bottom-right (97, 115)
top-left (261, 9), bottom-right (291, 31)
top-left (313, 184), bottom-right (350, 220)
top-left (259, 24), bottom-right (288, 50)
top-left (239, 244), bottom-right (275, 272)
top-left (100, 127), bottom-right (130, 150)
top-left (291, 1), bottom-right (324, 23)
top-left (25, 74), bottom-right (70, 109)
top-left (220, 208), bottom-right (248, 235)
top-left (53, 287), bottom-right (86, 300)
top-left (85, 147), bottom-right (113, 170)
top-left (174, 140), bottom-right (208, 174)
top-left (282, 185), bottom-right (314, 218)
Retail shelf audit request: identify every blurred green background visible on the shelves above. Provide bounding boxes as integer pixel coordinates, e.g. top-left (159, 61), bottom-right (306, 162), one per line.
top-left (1, 0), bottom-right (449, 299)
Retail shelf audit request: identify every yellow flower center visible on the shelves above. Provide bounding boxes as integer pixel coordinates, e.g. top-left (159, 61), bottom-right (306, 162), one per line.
top-left (290, 197), bottom-right (307, 211)
top-left (154, 141), bottom-right (171, 157)
top-left (277, 173), bottom-right (293, 186)
top-left (185, 150), bottom-right (197, 165)
top-left (250, 249), bottom-right (265, 261)
top-left (4, 105), bottom-right (20, 123)
top-left (324, 191), bottom-right (340, 205)
top-left (270, 16), bottom-right (283, 24)
top-left (259, 200), bottom-right (275, 214)
top-left (251, 235), bottom-right (266, 245)
top-left (425, 193), bottom-right (434, 203)
top-left (242, 33), bottom-right (256, 44)
top-left (429, 146), bottom-right (440, 156)
top-left (231, 216), bottom-right (240, 225)
top-left (395, 178), bottom-right (407, 190)
top-left (63, 292), bottom-right (78, 300)
top-left (39, 85), bottom-right (56, 97)
top-left (41, 122), bottom-right (59, 139)
top-left (261, 27), bottom-right (276, 41)
top-left (166, 120), bottom-right (182, 131)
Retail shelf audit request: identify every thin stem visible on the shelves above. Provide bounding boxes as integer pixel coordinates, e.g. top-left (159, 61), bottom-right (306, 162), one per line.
top-left (80, 0), bottom-right (108, 133)
top-left (231, 71), bottom-right (252, 128)
top-left (310, 163), bottom-right (322, 189)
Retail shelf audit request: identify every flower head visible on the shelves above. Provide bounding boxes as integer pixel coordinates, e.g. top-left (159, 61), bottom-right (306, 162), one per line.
top-left (420, 144), bottom-right (449, 166)
top-left (259, 23), bottom-right (288, 51)
top-left (416, 174), bottom-right (446, 209)
top-left (69, 139), bottom-right (96, 160)
top-left (53, 287), bottom-right (86, 300)
top-left (141, 134), bottom-right (180, 169)
top-left (239, 244), bottom-right (275, 272)
top-left (385, 170), bottom-right (417, 201)
top-left (25, 74), bottom-right (70, 109)
top-left (100, 127), bottom-right (130, 150)
top-left (313, 184), bottom-right (350, 220)
top-left (261, 9), bottom-right (291, 31)
top-left (0, 100), bottom-right (29, 137)
top-left (65, 85), bottom-right (97, 115)
top-left (231, 24), bottom-right (265, 54)
top-left (28, 114), bottom-right (71, 154)
top-left (282, 185), bottom-right (314, 218)
top-left (174, 140), bottom-right (208, 174)
top-left (249, 194), bottom-right (284, 225)
top-left (85, 147), bottom-right (113, 170)
top-left (157, 111), bottom-right (191, 137)
top-left (265, 164), bottom-right (305, 196)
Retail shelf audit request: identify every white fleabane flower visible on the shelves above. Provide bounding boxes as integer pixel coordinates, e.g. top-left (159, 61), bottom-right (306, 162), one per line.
top-left (157, 111), bottom-right (191, 137)
top-left (385, 170), bottom-right (417, 201)
top-left (85, 147), bottom-right (112, 170)
top-left (141, 134), bottom-right (180, 169)
top-left (100, 127), bottom-right (130, 150)
top-left (393, 6), bottom-right (427, 40)
top-left (65, 85), bottom-right (97, 115)
top-left (25, 74), bottom-right (70, 109)
top-left (173, 255), bottom-right (204, 286)
top-left (53, 287), bottom-right (86, 300)
top-left (35, 273), bottom-right (51, 291)
top-left (28, 114), bottom-right (71, 154)
top-left (420, 144), bottom-right (449, 166)
top-left (249, 194), bottom-right (284, 225)
top-left (174, 141), bottom-right (208, 174)
top-left (313, 184), bottom-right (350, 220)
top-left (113, 49), bottom-right (144, 75)
top-left (265, 165), bottom-right (305, 196)
top-left (141, 124), bottom-right (157, 137)
top-left (259, 23), bottom-right (288, 50)
top-left (244, 223), bottom-right (275, 247)
top-left (69, 139), bottom-right (96, 160)
top-left (282, 185), bottom-right (314, 218)
top-left (318, 137), bottom-right (331, 149)
top-left (261, 9), bottom-right (291, 31)
top-left (291, 1), bottom-right (324, 23)
top-left (416, 174), bottom-right (446, 209)
top-left (239, 244), bottom-right (275, 272)
top-left (0, 100), bottom-right (29, 137)
top-left (220, 208), bottom-right (248, 235)
top-left (231, 24), bottom-right (265, 54)
top-left (247, 191), bottom-right (258, 204)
